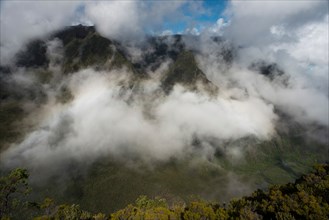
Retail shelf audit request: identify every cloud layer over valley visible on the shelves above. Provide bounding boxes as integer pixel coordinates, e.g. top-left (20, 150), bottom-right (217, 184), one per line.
top-left (2, 67), bottom-right (279, 174)
top-left (0, 0), bottom-right (328, 184)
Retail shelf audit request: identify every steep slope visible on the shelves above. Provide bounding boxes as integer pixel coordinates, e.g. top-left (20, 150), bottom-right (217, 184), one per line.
top-left (161, 50), bottom-right (218, 93)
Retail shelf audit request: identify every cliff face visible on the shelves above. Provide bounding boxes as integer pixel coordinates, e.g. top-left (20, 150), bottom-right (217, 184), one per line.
top-left (7, 27), bottom-right (221, 95)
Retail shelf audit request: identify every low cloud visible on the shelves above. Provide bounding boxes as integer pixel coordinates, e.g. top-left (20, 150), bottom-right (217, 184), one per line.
top-left (223, 0), bottom-right (327, 46)
top-left (0, 0), bottom-right (327, 187)
top-left (0, 1), bottom-right (81, 64)
top-left (1, 68), bottom-right (277, 175)
top-left (0, 0), bottom-right (209, 64)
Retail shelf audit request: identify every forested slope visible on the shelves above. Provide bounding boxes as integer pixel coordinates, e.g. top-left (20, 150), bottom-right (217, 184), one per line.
top-left (1, 163), bottom-right (328, 219)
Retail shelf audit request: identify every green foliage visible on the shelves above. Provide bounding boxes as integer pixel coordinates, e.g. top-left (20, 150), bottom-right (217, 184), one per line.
top-left (34, 200), bottom-right (107, 220)
top-left (135, 195), bottom-right (167, 209)
top-left (1, 164), bottom-right (329, 219)
top-left (226, 164), bottom-right (329, 219)
top-left (62, 33), bottom-right (113, 74)
top-left (162, 51), bottom-right (204, 91)
top-left (111, 196), bottom-right (181, 220)
top-left (220, 134), bottom-right (326, 186)
top-left (0, 168), bottom-right (30, 219)
top-left (183, 201), bottom-right (217, 220)
top-left (22, 129), bottom-right (325, 218)
top-left (161, 50), bottom-right (218, 95)
top-left (92, 164), bottom-right (329, 220)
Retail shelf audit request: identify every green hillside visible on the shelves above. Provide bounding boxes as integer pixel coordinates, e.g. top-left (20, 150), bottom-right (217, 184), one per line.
top-left (1, 164), bottom-right (328, 219)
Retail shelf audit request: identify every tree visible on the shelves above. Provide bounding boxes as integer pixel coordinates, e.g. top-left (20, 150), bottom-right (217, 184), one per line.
top-left (0, 168), bottom-right (30, 219)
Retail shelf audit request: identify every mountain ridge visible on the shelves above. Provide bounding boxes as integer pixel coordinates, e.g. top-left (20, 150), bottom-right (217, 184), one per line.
top-left (0, 25), bottom-right (328, 217)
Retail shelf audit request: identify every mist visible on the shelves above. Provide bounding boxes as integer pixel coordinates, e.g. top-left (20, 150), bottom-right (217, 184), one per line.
top-left (0, 1), bottom-right (328, 205)
top-left (1, 65), bottom-right (278, 174)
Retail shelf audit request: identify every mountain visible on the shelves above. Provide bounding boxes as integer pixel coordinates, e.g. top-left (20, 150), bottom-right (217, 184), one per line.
top-left (0, 25), bottom-right (328, 216)
top-left (10, 25), bottom-right (220, 85)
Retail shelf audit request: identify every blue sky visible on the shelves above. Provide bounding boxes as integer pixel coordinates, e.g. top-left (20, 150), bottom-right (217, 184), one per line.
top-left (73, 0), bottom-right (229, 34)
top-left (162, 0), bottom-right (229, 33)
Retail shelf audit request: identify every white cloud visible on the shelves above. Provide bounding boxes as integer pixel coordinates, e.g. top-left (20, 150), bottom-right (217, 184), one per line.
top-left (1, 68), bottom-right (277, 173)
top-left (208, 18), bottom-right (228, 35)
top-left (160, 30), bottom-right (174, 36)
top-left (224, 0), bottom-right (327, 46)
top-left (84, 0), bottom-right (205, 41)
top-left (0, 0), bottom-right (208, 63)
top-left (195, 37), bottom-right (328, 128)
top-left (84, 1), bottom-right (141, 41)
top-left (0, 1), bottom-right (82, 64)
top-left (273, 15), bottom-right (329, 66)
top-left (196, 0), bottom-right (328, 128)
top-left (0, 0), bottom-right (328, 178)
top-left (185, 27), bottom-right (200, 36)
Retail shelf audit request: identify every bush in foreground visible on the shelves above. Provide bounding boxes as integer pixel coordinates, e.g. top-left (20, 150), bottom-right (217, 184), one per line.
top-left (1, 164), bottom-right (328, 219)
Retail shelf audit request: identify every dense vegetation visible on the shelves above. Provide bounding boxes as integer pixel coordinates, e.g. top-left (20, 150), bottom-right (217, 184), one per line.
top-left (1, 163), bottom-right (328, 219)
